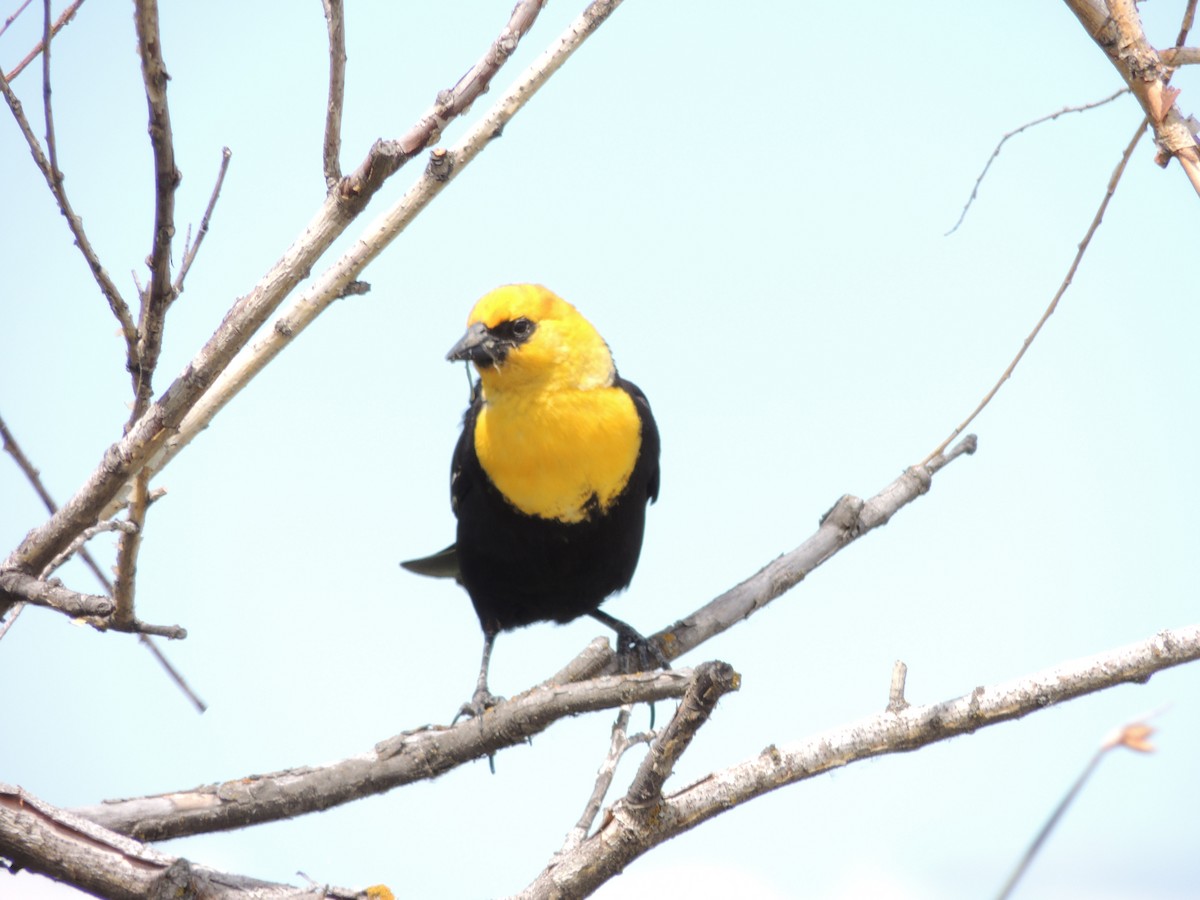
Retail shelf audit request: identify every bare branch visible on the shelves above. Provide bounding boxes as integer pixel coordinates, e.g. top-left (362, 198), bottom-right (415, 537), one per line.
top-left (557, 705), bottom-right (653, 856)
top-left (0, 411), bottom-right (204, 708)
top-left (996, 715), bottom-right (1159, 899)
top-left (517, 625), bottom-right (1200, 898)
top-left (0, 783), bottom-right (365, 900)
top-left (321, 0), bottom-right (346, 188)
top-left (110, 470), bottom-right (148, 627)
top-left (945, 88), bottom-right (1129, 235)
top-left (1161, 46), bottom-right (1200, 65)
top-left (130, 0), bottom-right (181, 418)
top-left (0, 571), bottom-right (113, 617)
top-left (2, 0), bottom-right (83, 81)
top-left (1, 0), bottom-right (565, 584)
top-left (43, 518), bottom-right (136, 577)
top-left (646, 435), bottom-right (976, 667)
top-left (887, 659), bottom-right (909, 713)
top-left (174, 145), bottom-right (231, 297)
top-left (0, 24), bottom-right (139, 372)
top-left (624, 662), bottom-right (740, 807)
top-left (0, 602), bottom-right (24, 637)
top-left (115, 0), bottom-right (629, 504)
top-left (337, 0), bottom-right (553, 201)
top-left (922, 117), bottom-right (1146, 465)
top-left (1064, 0), bottom-right (1200, 194)
top-left (0, 1), bottom-right (34, 40)
top-left (0, 411), bottom-right (57, 513)
top-left (76, 669), bottom-right (696, 841)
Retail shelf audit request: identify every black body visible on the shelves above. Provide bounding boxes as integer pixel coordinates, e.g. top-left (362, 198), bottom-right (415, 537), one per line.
top-left (451, 377), bottom-right (660, 636)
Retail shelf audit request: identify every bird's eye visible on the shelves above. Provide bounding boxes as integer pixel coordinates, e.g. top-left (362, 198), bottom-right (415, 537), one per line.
top-left (510, 318), bottom-right (533, 338)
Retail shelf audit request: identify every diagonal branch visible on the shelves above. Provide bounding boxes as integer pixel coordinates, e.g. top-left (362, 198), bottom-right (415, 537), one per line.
top-left (73, 428), bottom-right (972, 841)
top-left (102, 0), bottom-right (630, 508)
top-left (945, 87), bottom-right (1130, 235)
top-left (1, 0), bottom-right (563, 591)
top-left (644, 435), bottom-right (977, 668)
top-left (516, 624), bottom-right (1200, 898)
top-left (3, 0), bottom-right (83, 81)
top-left (74, 668), bottom-right (696, 841)
top-left (0, 14), bottom-right (138, 373)
top-left (923, 116), bottom-right (1147, 465)
top-left (0, 784), bottom-right (365, 899)
top-left (336, 0), bottom-right (553, 203)
top-left (0, 1), bottom-right (34, 41)
top-left (173, 146), bottom-right (232, 297)
top-left (624, 662), bottom-right (740, 807)
top-left (1064, 0), bottom-right (1200, 194)
top-left (0, 410), bottom-right (205, 707)
top-left (0, 570), bottom-right (113, 618)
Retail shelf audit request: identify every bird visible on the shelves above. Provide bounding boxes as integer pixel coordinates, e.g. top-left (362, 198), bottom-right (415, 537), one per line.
top-left (401, 283), bottom-right (664, 719)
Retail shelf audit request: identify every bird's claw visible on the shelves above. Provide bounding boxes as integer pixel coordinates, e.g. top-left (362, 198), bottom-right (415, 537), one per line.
top-left (452, 689), bottom-right (504, 725)
top-left (612, 625), bottom-right (670, 675)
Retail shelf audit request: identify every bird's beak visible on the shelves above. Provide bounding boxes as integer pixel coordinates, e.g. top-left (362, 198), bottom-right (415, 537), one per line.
top-left (446, 321), bottom-right (498, 365)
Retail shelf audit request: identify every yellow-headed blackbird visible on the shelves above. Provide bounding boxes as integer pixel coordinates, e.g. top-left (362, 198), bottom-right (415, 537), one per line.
top-left (402, 284), bottom-right (663, 716)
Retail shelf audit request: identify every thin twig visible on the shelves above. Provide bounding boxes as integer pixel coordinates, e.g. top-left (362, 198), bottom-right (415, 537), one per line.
top-left (0, 0), bottom-right (33, 39)
top-left (625, 662), bottom-right (740, 808)
top-left (114, 0), bottom-right (627, 501)
top-left (4, 0), bottom-right (558, 580)
top-left (0, 41), bottom-right (138, 370)
top-left (1161, 46), bottom-right (1200, 65)
top-left (945, 88), bottom-right (1129, 235)
top-left (173, 146), bottom-right (231, 297)
top-left (43, 519), bottom-right (137, 577)
top-left (0, 412), bottom-right (205, 710)
top-left (558, 705), bottom-right (656, 855)
top-left (517, 630), bottom-right (1199, 899)
top-left (111, 470), bottom-right (148, 628)
top-left (3, 0), bottom-right (83, 81)
top-left (887, 659), bottom-right (909, 713)
top-left (321, 0), bottom-right (346, 188)
top-left (130, 0), bottom-right (180, 418)
top-left (922, 119), bottom-right (1147, 466)
top-left (995, 716), bottom-right (1159, 900)
top-left (0, 602), bottom-right (23, 637)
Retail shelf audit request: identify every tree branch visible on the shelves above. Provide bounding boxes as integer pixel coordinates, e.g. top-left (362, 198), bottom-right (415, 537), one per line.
top-left (945, 87), bottom-right (1130, 235)
top-left (336, 0), bottom-right (552, 202)
top-left (321, 0), bottom-right (346, 188)
top-left (516, 624), bottom-right (1200, 898)
top-left (0, 784), bottom-right (367, 900)
top-left (1064, 0), bottom-right (1200, 193)
top-left (0, 571), bottom-right (112, 617)
top-left (2, 0), bottom-right (83, 81)
top-left (641, 435), bottom-right (976, 668)
top-left (74, 668), bottom-right (697, 841)
top-left (173, 145), bottom-right (231, 297)
top-left (0, 0), bottom-right (563, 592)
top-left (923, 113), bottom-right (1147, 466)
top-left (108, 0), bottom-right (629, 506)
top-left (0, 9), bottom-right (139, 377)
top-left (130, 0), bottom-right (181, 416)
top-left (624, 662), bottom-right (740, 808)
top-left (0, 410), bottom-right (205, 708)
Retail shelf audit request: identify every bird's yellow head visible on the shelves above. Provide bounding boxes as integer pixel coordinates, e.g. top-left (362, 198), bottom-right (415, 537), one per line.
top-left (447, 284), bottom-right (616, 395)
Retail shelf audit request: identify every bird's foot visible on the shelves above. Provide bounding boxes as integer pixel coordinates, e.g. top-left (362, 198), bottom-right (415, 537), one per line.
top-left (452, 688), bottom-right (504, 725)
top-left (611, 623), bottom-right (670, 675)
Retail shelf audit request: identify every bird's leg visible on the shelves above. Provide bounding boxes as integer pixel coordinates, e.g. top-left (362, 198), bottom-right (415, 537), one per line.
top-left (587, 610), bottom-right (669, 674)
top-left (453, 628), bottom-right (504, 724)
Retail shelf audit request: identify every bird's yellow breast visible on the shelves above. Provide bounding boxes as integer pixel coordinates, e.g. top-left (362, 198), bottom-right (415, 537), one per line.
top-left (474, 385), bottom-right (641, 524)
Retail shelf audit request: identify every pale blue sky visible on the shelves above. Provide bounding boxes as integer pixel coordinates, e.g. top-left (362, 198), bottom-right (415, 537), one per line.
top-left (2, 2), bottom-right (1198, 898)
